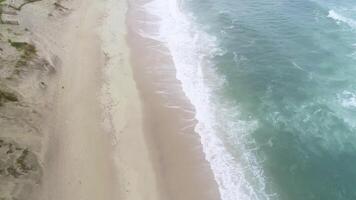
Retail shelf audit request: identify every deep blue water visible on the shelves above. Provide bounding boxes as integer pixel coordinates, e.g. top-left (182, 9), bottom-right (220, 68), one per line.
top-left (183, 0), bottom-right (356, 199)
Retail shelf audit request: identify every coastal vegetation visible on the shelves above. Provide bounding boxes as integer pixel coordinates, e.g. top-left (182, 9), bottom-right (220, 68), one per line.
top-left (0, 1), bottom-right (55, 199)
top-left (8, 40), bottom-right (37, 67)
top-left (0, 140), bottom-right (40, 179)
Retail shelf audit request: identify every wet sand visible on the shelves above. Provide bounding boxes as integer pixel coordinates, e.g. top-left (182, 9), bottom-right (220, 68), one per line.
top-left (127, 0), bottom-right (221, 199)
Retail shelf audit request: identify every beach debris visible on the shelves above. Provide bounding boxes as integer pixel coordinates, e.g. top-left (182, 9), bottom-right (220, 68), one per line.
top-left (49, 1), bottom-right (72, 17)
top-left (54, 2), bottom-right (69, 11)
top-left (39, 81), bottom-right (46, 89)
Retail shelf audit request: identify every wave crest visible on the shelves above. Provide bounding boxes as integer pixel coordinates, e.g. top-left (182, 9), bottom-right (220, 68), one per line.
top-left (328, 10), bottom-right (356, 29)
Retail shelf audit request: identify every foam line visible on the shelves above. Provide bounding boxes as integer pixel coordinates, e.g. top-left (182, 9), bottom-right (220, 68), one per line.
top-left (137, 0), bottom-right (277, 199)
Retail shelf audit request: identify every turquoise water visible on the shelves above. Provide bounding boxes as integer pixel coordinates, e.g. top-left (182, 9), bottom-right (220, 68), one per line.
top-left (183, 0), bottom-right (356, 199)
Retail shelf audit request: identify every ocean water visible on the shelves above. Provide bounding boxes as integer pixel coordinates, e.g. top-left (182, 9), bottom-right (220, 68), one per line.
top-left (141, 0), bottom-right (356, 199)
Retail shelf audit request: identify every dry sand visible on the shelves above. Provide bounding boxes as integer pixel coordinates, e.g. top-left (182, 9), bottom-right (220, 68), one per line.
top-left (22, 0), bottom-right (160, 199)
top-left (25, 1), bottom-right (117, 199)
top-left (0, 0), bottom-right (222, 199)
top-left (101, 0), bottom-right (161, 199)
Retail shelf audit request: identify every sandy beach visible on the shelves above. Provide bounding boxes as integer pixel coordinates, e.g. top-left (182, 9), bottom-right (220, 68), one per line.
top-left (16, 0), bottom-right (116, 199)
top-left (0, 0), bottom-right (220, 199)
top-left (29, 0), bottom-right (159, 199)
top-left (3, 0), bottom-right (354, 199)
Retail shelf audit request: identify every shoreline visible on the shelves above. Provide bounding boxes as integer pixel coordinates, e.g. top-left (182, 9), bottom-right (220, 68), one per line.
top-left (127, 0), bottom-right (221, 199)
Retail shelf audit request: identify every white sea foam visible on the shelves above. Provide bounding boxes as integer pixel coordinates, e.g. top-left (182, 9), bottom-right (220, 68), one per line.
top-left (328, 10), bottom-right (356, 29)
top-left (137, 0), bottom-right (276, 199)
top-left (338, 91), bottom-right (356, 108)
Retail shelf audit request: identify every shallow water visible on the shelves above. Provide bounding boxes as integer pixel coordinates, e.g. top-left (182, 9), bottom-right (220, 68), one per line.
top-left (180, 0), bottom-right (356, 199)
top-left (141, 0), bottom-right (356, 199)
